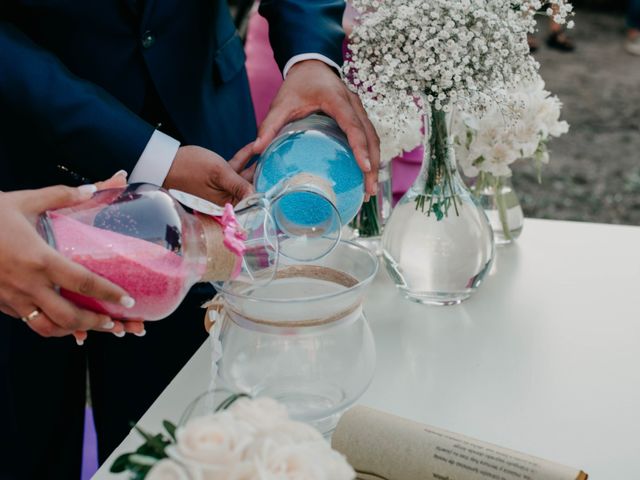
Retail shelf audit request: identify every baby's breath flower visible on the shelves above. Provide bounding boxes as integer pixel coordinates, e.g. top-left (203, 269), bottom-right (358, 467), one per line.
top-left (343, 0), bottom-right (575, 125)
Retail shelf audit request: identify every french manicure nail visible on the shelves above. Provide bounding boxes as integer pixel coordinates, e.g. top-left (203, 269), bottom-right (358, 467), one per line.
top-left (113, 331), bottom-right (126, 338)
top-left (134, 330), bottom-right (147, 337)
top-left (115, 169), bottom-right (128, 179)
top-left (76, 338), bottom-right (84, 346)
top-left (102, 320), bottom-right (115, 330)
top-left (78, 184), bottom-right (98, 196)
top-left (120, 296), bottom-right (136, 308)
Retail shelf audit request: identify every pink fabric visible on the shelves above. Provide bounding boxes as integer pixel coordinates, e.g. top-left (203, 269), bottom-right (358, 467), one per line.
top-left (245, 9), bottom-right (283, 125)
top-left (215, 204), bottom-right (247, 278)
top-left (244, 3), bottom-right (422, 201)
top-left (391, 145), bottom-right (423, 204)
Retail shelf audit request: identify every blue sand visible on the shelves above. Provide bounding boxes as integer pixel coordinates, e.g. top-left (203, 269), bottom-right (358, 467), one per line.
top-left (255, 130), bottom-right (364, 230)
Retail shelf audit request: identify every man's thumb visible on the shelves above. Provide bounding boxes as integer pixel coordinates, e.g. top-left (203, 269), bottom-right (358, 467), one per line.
top-left (220, 172), bottom-right (254, 202)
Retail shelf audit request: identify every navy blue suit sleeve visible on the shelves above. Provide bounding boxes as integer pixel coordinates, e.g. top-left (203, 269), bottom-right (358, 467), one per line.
top-left (0, 22), bottom-right (154, 181)
top-left (258, 0), bottom-right (346, 73)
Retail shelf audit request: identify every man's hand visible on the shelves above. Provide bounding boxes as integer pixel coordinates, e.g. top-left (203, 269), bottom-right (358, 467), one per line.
top-left (163, 144), bottom-right (256, 206)
top-left (0, 173), bottom-right (143, 344)
top-left (253, 60), bottom-right (380, 197)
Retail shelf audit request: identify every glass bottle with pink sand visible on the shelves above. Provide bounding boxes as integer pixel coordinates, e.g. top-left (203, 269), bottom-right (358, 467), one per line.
top-left (37, 183), bottom-right (270, 321)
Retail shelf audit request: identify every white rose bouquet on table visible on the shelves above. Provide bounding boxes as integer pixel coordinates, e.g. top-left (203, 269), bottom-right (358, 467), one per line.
top-left (111, 395), bottom-right (355, 480)
top-left (343, 0), bottom-right (574, 218)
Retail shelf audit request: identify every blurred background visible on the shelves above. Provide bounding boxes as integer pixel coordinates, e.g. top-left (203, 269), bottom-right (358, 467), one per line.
top-left (513, 2), bottom-right (640, 225)
top-left (229, 0), bottom-right (640, 226)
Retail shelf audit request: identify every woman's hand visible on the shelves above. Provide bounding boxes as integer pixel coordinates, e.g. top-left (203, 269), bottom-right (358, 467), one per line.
top-left (0, 172), bottom-right (143, 344)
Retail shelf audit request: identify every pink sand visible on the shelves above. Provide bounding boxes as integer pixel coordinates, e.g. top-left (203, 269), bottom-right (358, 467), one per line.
top-left (50, 213), bottom-right (196, 320)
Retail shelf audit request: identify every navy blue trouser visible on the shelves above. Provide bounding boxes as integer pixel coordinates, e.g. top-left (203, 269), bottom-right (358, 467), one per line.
top-left (0, 286), bottom-right (211, 480)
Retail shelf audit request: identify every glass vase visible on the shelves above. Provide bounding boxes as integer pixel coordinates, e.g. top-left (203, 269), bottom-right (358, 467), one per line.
top-left (211, 239), bottom-right (378, 435)
top-left (472, 172), bottom-right (524, 245)
top-left (348, 161), bottom-right (393, 255)
top-left (382, 105), bottom-right (495, 306)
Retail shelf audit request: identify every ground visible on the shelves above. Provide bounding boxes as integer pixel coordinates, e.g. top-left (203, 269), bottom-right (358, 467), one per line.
top-left (511, 10), bottom-right (640, 225)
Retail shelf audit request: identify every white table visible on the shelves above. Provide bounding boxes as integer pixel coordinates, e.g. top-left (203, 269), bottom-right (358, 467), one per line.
top-left (95, 219), bottom-right (640, 479)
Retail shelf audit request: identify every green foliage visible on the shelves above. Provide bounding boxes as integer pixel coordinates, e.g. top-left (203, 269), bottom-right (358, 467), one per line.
top-left (414, 106), bottom-right (460, 220)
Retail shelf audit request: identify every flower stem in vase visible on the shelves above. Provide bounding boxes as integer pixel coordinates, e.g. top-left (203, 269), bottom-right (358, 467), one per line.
top-left (350, 196), bottom-right (381, 238)
top-left (493, 175), bottom-right (513, 242)
top-left (416, 107), bottom-right (459, 220)
top-left (472, 171), bottom-right (524, 244)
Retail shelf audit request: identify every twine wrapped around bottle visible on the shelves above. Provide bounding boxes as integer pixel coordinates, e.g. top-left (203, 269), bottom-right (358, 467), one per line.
top-left (285, 173), bottom-right (338, 206)
top-left (199, 215), bottom-right (241, 282)
top-left (202, 265), bottom-right (361, 332)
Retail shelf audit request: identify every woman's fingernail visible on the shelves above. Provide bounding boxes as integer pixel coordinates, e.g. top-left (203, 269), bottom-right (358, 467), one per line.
top-left (78, 184), bottom-right (98, 196)
top-left (113, 331), bottom-right (126, 338)
top-left (363, 158), bottom-right (372, 172)
top-left (114, 169), bottom-right (128, 179)
top-left (134, 329), bottom-right (147, 337)
top-left (120, 296), bottom-right (136, 308)
top-left (76, 338), bottom-right (84, 346)
top-left (102, 320), bottom-right (115, 330)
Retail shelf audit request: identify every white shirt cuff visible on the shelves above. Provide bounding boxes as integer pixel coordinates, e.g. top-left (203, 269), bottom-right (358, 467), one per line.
top-left (129, 130), bottom-right (181, 187)
top-left (282, 53), bottom-right (342, 78)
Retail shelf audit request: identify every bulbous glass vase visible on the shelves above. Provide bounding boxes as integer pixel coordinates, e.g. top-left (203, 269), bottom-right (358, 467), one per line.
top-left (382, 106), bottom-right (495, 306)
top-left (472, 172), bottom-right (524, 244)
top-left (212, 239), bottom-right (378, 435)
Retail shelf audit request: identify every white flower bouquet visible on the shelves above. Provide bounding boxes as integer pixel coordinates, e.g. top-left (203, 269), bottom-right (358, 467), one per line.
top-left (344, 0), bottom-right (574, 218)
top-left (111, 394), bottom-right (355, 480)
top-left (454, 77), bottom-right (569, 180)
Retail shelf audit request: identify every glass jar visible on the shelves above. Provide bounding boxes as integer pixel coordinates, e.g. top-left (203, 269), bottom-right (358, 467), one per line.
top-left (210, 239), bottom-right (378, 435)
top-left (254, 114), bottom-right (364, 231)
top-left (472, 172), bottom-right (524, 244)
top-left (38, 184), bottom-right (277, 320)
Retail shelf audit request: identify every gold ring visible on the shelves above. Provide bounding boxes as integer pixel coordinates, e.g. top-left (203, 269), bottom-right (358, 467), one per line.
top-left (21, 309), bottom-right (41, 322)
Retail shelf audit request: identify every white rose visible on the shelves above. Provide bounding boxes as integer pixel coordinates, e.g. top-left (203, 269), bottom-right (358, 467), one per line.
top-left (229, 398), bottom-right (289, 433)
top-left (244, 420), bottom-right (324, 459)
top-left (267, 420), bottom-right (323, 443)
top-left (225, 460), bottom-right (260, 480)
top-left (248, 439), bottom-right (355, 480)
top-left (146, 459), bottom-right (190, 480)
top-left (175, 412), bottom-right (254, 468)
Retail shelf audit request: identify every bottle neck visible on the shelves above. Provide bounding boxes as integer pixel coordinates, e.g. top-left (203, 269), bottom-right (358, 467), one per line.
top-left (413, 103), bottom-right (461, 194)
top-left (194, 214), bottom-right (241, 282)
